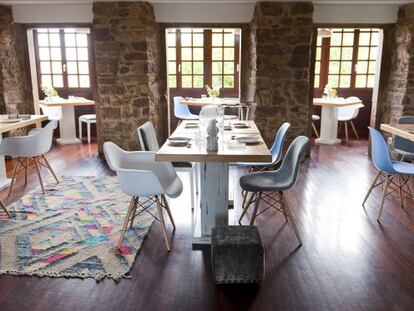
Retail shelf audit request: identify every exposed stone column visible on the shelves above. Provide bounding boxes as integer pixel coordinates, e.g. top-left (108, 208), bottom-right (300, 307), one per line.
top-left (378, 4), bottom-right (414, 125)
top-left (92, 2), bottom-right (166, 152)
top-left (251, 2), bottom-right (313, 145)
top-left (0, 5), bottom-right (34, 115)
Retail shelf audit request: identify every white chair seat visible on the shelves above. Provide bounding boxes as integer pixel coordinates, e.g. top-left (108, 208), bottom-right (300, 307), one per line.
top-left (79, 114), bottom-right (96, 143)
top-left (79, 114), bottom-right (96, 121)
top-left (312, 115), bottom-right (320, 121)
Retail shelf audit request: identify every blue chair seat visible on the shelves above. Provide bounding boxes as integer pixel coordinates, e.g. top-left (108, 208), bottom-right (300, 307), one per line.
top-left (240, 171), bottom-right (292, 192)
top-left (392, 161), bottom-right (414, 175)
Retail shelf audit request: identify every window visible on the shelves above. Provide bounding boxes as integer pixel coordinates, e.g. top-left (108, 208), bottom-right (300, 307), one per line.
top-left (166, 28), bottom-right (240, 94)
top-left (34, 28), bottom-right (91, 90)
top-left (315, 28), bottom-right (380, 89)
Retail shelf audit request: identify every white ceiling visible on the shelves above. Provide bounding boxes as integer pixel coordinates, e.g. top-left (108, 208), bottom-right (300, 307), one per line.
top-left (1, 0), bottom-right (414, 5)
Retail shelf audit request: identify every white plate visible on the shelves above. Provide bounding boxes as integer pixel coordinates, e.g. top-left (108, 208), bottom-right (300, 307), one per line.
top-left (237, 136), bottom-right (261, 144)
top-left (233, 123), bottom-right (250, 129)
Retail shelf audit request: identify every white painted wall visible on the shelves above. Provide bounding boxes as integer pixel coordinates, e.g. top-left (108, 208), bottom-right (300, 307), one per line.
top-left (10, 3), bottom-right (400, 24)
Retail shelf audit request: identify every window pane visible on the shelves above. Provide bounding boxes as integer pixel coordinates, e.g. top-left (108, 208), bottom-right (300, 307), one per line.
top-left (41, 75), bottom-right (52, 87)
top-left (53, 75), bottom-right (63, 88)
top-left (341, 48), bottom-right (353, 60)
top-left (39, 48), bottom-right (50, 60)
top-left (181, 33), bottom-right (192, 46)
top-left (340, 61), bottom-right (352, 74)
top-left (193, 48), bottom-right (203, 60)
top-left (193, 76), bottom-right (203, 88)
top-left (356, 61), bottom-right (368, 74)
top-left (358, 47), bottom-right (369, 59)
top-left (355, 75), bottom-right (366, 88)
top-left (50, 48), bottom-right (61, 60)
top-left (212, 62), bottom-right (222, 74)
top-left (315, 61), bottom-right (320, 75)
top-left (182, 62), bottom-right (192, 74)
top-left (317, 36), bottom-right (322, 46)
top-left (339, 75), bottom-right (351, 88)
top-left (193, 62), bottom-right (203, 74)
top-left (181, 48), bottom-right (192, 60)
top-left (212, 75), bottom-right (222, 88)
top-left (168, 62), bottom-right (176, 74)
top-left (40, 62), bottom-right (51, 74)
top-left (193, 33), bottom-right (203, 46)
top-left (342, 33), bottom-right (354, 46)
top-left (182, 76), bottom-right (192, 88)
top-left (51, 61), bottom-right (62, 74)
top-left (168, 75), bottom-right (177, 88)
top-left (314, 75), bottom-right (320, 88)
top-left (78, 62), bottom-right (89, 74)
top-left (167, 48), bottom-right (176, 61)
top-left (77, 34), bottom-right (88, 47)
top-left (367, 75), bottom-right (376, 88)
top-left (49, 34), bottom-right (60, 47)
top-left (66, 48), bottom-right (77, 60)
top-left (64, 33), bottom-right (76, 47)
top-left (329, 61), bottom-right (340, 74)
top-left (224, 62), bottom-right (234, 74)
top-left (359, 33), bottom-right (371, 45)
top-left (370, 47), bottom-right (377, 59)
top-left (37, 34), bottom-right (49, 46)
top-left (371, 32), bottom-right (379, 46)
top-left (329, 48), bottom-right (341, 60)
top-left (167, 32), bottom-right (176, 46)
top-left (331, 32), bottom-right (342, 46)
top-left (368, 61), bottom-right (377, 74)
top-left (77, 48), bottom-right (88, 61)
top-left (224, 33), bottom-right (234, 46)
top-left (316, 47), bottom-right (321, 61)
top-left (67, 61), bottom-right (78, 74)
top-left (223, 76), bottom-right (234, 88)
top-left (68, 75), bottom-right (79, 88)
top-left (212, 48), bottom-right (222, 60)
top-left (79, 75), bottom-right (90, 88)
top-left (212, 33), bottom-right (223, 46)
top-left (328, 75), bottom-right (339, 88)
top-left (224, 48), bottom-right (234, 60)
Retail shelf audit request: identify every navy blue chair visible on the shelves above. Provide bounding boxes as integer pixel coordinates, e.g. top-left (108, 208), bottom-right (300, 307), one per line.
top-left (393, 116), bottom-right (414, 161)
top-left (363, 127), bottom-right (414, 220)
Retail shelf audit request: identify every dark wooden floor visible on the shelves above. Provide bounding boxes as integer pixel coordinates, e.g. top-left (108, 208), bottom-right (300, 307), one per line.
top-left (0, 139), bottom-right (414, 311)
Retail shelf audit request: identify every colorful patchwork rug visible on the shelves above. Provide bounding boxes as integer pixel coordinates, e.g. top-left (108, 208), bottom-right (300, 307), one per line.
top-left (0, 176), bottom-right (155, 281)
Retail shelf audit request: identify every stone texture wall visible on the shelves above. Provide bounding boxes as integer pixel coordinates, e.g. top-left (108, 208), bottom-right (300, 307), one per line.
top-left (251, 2), bottom-right (313, 145)
top-left (93, 2), bottom-right (166, 152)
top-left (378, 4), bottom-right (414, 125)
top-left (0, 5), bottom-right (34, 116)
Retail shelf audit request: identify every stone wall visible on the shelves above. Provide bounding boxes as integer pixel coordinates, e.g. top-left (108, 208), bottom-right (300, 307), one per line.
top-left (0, 5), bottom-right (33, 116)
top-left (93, 2), bottom-right (166, 152)
top-left (251, 2), bottom-right (314, 145)
top-left (378, 4), bottom-right (414, 125)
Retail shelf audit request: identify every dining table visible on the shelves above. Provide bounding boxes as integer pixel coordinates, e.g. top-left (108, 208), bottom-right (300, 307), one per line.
top-left (156, 120), bottom-right (271, 247)
top-left (39, 98), bottom-right (95, 145)
top-left (0, 115), bottom-right (48, 190)
top-left (313, 97), bottom-right (362, 145)
top-left (380, 123), bottom-right (414, 141)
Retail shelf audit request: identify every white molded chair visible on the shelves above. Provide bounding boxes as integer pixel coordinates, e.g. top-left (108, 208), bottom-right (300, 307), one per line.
top-left (79, 114), bottom-right (96, 143)
top-left (0, 121), bottom-right (59, 195)
top-left (311, 114), bottom-right (320, 138)
top-left (338, 97), bottom-right (364, 142)
top-left (103, 142), bottom-right (182, 251)
top-left (137, 121), bottom-right (198, 211)
top-left (174, 96), bottom-right (199, 121)
top-left (39, 104), bottom-right (62, 122)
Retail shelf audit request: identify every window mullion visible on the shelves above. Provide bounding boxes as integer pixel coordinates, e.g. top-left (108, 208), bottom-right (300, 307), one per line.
top-left (320, 37), bottom-right (330, 87)
top-left (350, 29), bottom-right (359, 88)
top-left (60, 29), bottom-right (69, 90)
top-left (204, 29), bottom-right (212, 88)
top-left (176, 29), bottom-right (182, 89)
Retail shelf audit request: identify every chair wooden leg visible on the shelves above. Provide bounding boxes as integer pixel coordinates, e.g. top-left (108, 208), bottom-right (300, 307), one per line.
top-left (0, 199), bottom-right (10, 218)
top-left (239, 191), bottom-right (255, 224)
top-left (344, 121), bottom-right (349, 142)
top-left (42, 155), bottom-right (59, 183)
top-left (155, 196), bottom-right (171, 251)
top-left (377, 176), bottom-right (391, 221)
top-left (278, 191), bottom-right (289, 222)
top-left (33, 157), bottom-right (45, 194)
top-left (350, 121), bottom-right (359, 139)
top-left (281, 193), bottom-right (302, 246)
top-left (312, 122), bottom-right (319, 138)
top-left (162, 194), bottom-right (176, 231)
top-left (117, 197), bottom-right (136, 249)
top-left (398, 176), bottom-right (405, 208)
top-left (362, 171), bottom-right (382, 206)
top-left (87, 122), bottom-right (91, 143)
top-left (129, 197), bottom-right (138, 228)
top-left (249, 192), bottom-right (262, 225)
top-left (8, 157), bottom-right (20, 197)
top-left (79, 119), bottom-right (82, 141)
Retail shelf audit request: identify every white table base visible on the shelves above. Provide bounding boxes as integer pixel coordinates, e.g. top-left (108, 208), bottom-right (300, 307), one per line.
top-left (57, 105), bottom-right (81, 145)
top-left (0, 134), bottom-right (11, 191)
top-left (315, 105), bottom-right (341, 145)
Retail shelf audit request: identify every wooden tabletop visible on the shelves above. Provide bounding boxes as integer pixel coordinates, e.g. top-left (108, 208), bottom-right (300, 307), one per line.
top-left (0, 115), bottom-right (48, 134)
top-left (181, 98), bottom-right (241, 107)
top-left (380, 123), bottom-right (414, 142)
top-left (313, 97), bottom-right (362, 107)
top-left (39, 99), bottom-right (95, 107)
top-left (156, 120), bottom-right (272, 163)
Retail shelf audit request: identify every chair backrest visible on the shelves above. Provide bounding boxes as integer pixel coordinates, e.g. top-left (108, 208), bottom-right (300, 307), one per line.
top-left (276, 136), bottom-right (310, 189)
top-left (368, 127), bottom-right (397, 174)
top-left (39, 104), bottom-right (62, 121)
top-left (338, 97), bottom-right (364, 120)
top-left (174, 96), bottom-right (192, 119)
top-left (137, 121), bottom-right (160, 151)
top-left (393, 116), bottom-right (414, 154)
top-left (269, 122), bottom-right (291, 164)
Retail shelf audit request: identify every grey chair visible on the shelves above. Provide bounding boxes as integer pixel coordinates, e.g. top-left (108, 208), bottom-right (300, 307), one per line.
top-left (238, 136), bottom-right (310, 246)
top-left (137, 121), bottom-right (198, 211)
top-left (393, 116), bottom-right (414, 161)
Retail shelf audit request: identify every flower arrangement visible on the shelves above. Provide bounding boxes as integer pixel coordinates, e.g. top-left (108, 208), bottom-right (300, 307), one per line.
top-left (205, 85), bottom-right (220, 98)
top-left (41, 85), bottom-right (59, 98)
top-left (323, 84), bottom-right (337, 98)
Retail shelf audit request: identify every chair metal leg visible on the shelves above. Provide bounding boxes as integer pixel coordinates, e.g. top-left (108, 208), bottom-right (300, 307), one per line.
top-left (8, 157), bottom-right (19, 197)
top-left (189, 169), bottom-right (195, 211)
top-left (42, 155), bottom-right (59, 183)
top-left (0, 199), bottom-right (10, 218)
top-left (362, 171), bottom-right (382, 206)
top-left (87, 122), bottom-right (91, 143)
top-left (33, 157), bottom-right (45, 194)
top-left (250, 192), bottom-right (262, 225)
top-left (162, 194), bottom-right (176, 231)
top-left (117, 197), bottom-right (136, 248)
top-left (281, 193), bottom-right (302, 246)
top-left (344, 121), bottom-right (349, 142)
top-left (377, 176), bottom-right (391, 221)
top-left (312, 122), bottom-right (319, 138)
top-left (79, 119), bottom-right (82, 141)
top-left (350, 121), bottom-right (359, 139)
top-left (155, 196), bottom-right (171, 251)
top-left (239, 191), bottom-right (255, 224)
